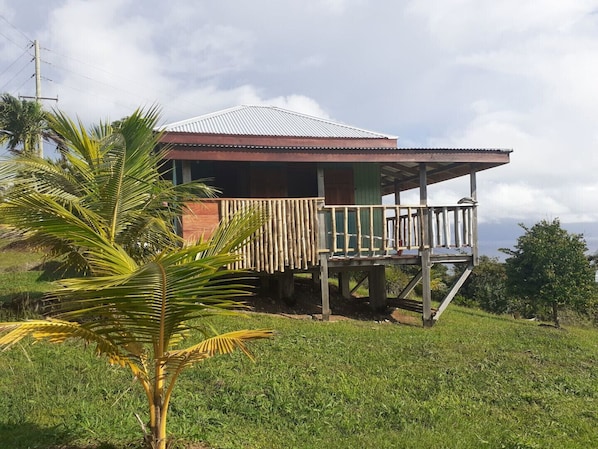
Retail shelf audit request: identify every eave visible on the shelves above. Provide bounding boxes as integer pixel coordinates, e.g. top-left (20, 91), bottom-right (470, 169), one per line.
top-left (159, 132), bottom-right (398, 149)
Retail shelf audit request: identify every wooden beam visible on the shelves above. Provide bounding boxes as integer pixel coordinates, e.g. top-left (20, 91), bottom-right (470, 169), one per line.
top-left (419, 164), bottom-right (434, 327)
top-left (161, 132), bottom-right (398, 149)
top-left (165, 147), bottom-right (511, 165)
top-left (433, 263), bottom-right (474, 321)
top-left (398, 269), bottom-right (422, 298)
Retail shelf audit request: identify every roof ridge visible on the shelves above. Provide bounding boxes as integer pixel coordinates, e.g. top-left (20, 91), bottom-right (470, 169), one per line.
top-left (158, 105), bottom-right (398, 139)
top-left (239, 105), bottom-right (397, 139)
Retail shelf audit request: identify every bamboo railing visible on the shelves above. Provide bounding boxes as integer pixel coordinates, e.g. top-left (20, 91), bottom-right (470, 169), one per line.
top-left (219, 198), bottom-right (322, 273)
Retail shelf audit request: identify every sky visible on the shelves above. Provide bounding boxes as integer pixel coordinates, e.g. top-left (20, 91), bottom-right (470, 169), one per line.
top-left (1, 0), bottom-right (598, 256)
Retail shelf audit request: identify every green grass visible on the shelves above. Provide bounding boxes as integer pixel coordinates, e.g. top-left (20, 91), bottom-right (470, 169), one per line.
top-left (0, 237), bottom-right (53, 315)
top-left (0, 237), bottom-right (46, 271)
top-left (1, 237), bottom-right (597, 448)
top-left (0, 309), bottom-right (597, 448)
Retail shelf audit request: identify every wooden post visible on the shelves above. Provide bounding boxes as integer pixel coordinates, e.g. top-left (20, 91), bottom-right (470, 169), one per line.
top-left (420, 164), bottom-right (434, 327)
top-left (172, 160), bottom-right (181, 236)
top-left (317, 198), bottom-right (331, 320)
top-left (470, 164), bottom-right (479, 266)
top-left (394, 180), bottom-right (401, 205)
top-left (317, 165), bottom-right (325, 198)
top-left (277, 270), bottom-right (295, 301)
top-left (320, 255), bottom-right (330, 320)
top-left (182, 160), bottom-right (191, 183)
top-left (369, 265), bottom-right (387, 311)
top-left (339, 272), bottom-right (351, 299)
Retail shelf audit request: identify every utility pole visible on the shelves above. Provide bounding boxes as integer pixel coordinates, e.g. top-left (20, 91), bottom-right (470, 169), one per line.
top-left (34, 40), bottom-right (42, 157)
top-left (21, 40), bottom-right (58, 158)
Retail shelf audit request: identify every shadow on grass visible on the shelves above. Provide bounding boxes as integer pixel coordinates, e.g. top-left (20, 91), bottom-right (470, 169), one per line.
top-left (0, 422), bottom-right (71, 448)
top-left (0, 421), bottom-right (135, 449)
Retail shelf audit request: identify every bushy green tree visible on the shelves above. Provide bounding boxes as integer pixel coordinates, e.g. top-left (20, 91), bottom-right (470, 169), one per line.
top-left (0, 93), bottom-right (49, 156)
top-left (0, 107), bottom-right (213, 274)
top-left (457, 256), bottom-right (509, 314)
top-left (501, 219), bottom-right (594, 327)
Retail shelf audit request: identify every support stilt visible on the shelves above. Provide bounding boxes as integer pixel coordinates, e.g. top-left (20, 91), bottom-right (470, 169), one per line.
top-left (320, 255), bottom-right (330, 320)
top-left (369, 265), bottom-right (387, 311)
top-left (338, 272), bottom-right (351, 299)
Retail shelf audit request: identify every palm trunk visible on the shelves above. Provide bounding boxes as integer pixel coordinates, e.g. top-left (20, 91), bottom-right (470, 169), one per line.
top-left (148, 362), bottom-right (168, 449)
top-left (149, 403), bottom-right (167, 449)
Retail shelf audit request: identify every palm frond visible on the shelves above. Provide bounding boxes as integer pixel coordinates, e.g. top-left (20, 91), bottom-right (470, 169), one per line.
top-left (164, 329), bottom-right (273, 370)
top-left (198, 206), bottom-right (267, 256)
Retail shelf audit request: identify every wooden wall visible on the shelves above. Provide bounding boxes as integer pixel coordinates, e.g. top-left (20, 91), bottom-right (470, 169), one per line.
top-left (181, 200), bottom-right (220, 242)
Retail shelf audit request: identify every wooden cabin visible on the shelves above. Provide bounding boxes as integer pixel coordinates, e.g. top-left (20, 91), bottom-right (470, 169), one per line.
top-left (158, 105), bottom-right (511, 326)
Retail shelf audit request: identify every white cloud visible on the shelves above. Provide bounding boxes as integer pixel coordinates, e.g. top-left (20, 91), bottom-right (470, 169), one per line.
top-left (5, 0), bottom-right (598, 251)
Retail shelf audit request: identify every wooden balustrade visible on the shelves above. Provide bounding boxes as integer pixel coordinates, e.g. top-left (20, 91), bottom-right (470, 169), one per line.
top-left (183, 198), bottom-right (477, 273)
top-left (321, 204), bottom-right (476, 257)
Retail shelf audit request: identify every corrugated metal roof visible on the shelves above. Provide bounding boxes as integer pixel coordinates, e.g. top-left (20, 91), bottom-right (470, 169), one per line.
top-left (159, 105), bottom-right (397, 139)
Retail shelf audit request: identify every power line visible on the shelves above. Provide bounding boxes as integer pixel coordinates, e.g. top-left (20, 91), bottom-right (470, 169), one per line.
top-left (0, 29), bottom-right (29, 50)
top-left (0, 58), bottom-right (33, 92)
top-left (0, 47), bottom-right (30, 79)
top-left (0, 13), bottom-right (32, 44)
top-left (41, 49), bottom-right (202, 119)
top-left (11, 76), bottom-right (33, 96)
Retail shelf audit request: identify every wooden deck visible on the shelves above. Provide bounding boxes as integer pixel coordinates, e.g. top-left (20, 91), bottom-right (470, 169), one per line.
top-left (182, 197), bottom-right (478, 325)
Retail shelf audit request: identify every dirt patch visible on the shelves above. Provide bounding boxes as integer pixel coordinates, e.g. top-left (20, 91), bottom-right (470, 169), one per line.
top-left (246, 277), bottom-right (421, 326)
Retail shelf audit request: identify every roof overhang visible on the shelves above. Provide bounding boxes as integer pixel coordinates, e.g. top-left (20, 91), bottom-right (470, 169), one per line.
top-left (159, 132), bottom-right (511, 194)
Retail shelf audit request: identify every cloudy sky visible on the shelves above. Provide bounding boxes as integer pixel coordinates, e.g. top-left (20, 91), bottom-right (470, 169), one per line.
top-left (1, 0), bottom-right (598, 255)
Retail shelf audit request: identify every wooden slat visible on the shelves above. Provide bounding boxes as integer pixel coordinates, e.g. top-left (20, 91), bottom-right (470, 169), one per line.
top-left (343, 207), bottom-right (349, 254)
top-left (369, 206), bottom-right (375, 252)
top-left (331, 206), bottom-right (338, 253)
top-left (454, 207), bottom-right (462, 248)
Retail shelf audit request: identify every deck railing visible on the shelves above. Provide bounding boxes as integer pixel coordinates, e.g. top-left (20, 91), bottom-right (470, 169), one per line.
top-left (321, 204), bottom-right (476, 257)
top-left (219, 197), bottom-right (322, 273)
top-left (192, 199), bottom-right (477, 273)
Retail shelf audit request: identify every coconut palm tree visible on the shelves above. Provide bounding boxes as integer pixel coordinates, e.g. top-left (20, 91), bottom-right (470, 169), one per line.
top-left (0, 106), bottom-right (214, 274)
top-left (0, 93), bottom-right (48, 156)
top-left (0, 209), bottom-right (272, 449)
top-left (0, 107), bottom-right (272, 448)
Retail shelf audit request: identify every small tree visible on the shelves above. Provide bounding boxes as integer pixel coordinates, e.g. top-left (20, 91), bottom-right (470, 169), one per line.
top-left (0, 93), bottom-right (49, 156)
top-left (0, 107), bottom-right (214, 274)
top-left (501, 219), bottom-right (594, 327)
top-left (458, 256), bottom-right (509, 314)
top-left (0, 107), bottom-right (273, 448)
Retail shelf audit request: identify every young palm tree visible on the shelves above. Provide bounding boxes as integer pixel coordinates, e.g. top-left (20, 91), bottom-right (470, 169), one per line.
top-left (0, 107), bottom-right (273, 448)
top-left (0, 209), bottom-right (272, 449)
top-left (0, 106), bottom-right (214, 274)
top-left (0, 93), bottom-right (48, 156)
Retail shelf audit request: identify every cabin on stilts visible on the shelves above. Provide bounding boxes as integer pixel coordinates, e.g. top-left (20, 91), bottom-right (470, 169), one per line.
top-left (158, 105), bottom-right (511, 326)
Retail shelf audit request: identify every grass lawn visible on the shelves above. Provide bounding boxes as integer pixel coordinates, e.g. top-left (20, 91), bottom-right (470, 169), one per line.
top-left (0, 309), bottom-right (597, 449)
top-left (0, 236), bottom-right (597, 448)
top-left (0, 237), bottom-right (53, 315)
